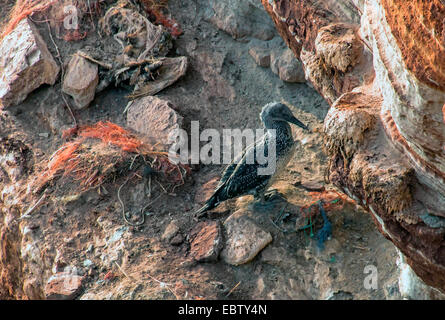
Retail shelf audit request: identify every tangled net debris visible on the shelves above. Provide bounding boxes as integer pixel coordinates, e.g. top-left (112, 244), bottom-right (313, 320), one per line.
top-left (300, 189), bottom-right (356, 218)
top-left (139, 0), bottom-right (182, 37)
top-left (34, 121), bottom-right (190, 194)
top-left (1, 0), bottom-right (182, 42)
top-left (297, 190), bottom-right (357, 249)
top-left (0, 0), bottom-right (57, 40)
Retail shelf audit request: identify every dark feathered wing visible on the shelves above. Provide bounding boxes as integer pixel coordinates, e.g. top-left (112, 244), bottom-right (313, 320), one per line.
top-left (194, 136), bottom-right (272, 216)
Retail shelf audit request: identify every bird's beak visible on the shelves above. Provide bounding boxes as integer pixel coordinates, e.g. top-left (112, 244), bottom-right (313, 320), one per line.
top-left (287, 114), bottom-right (309, 131)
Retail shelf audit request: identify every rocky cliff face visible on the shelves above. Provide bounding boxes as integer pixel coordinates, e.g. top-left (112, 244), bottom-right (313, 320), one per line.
top-left (262, 0), bottom-right (445, 293)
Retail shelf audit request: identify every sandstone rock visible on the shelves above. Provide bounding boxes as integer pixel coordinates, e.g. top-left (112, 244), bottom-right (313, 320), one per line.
top-left (45, 272), bottom-right (84, 300)
top-left (248, 47), bottom-right (271, 67)
top-left (190, 221), bottom-right (223, 262)
top-left (323, 92), bottom-right (377, 159)
top-left (221, 214), bottom-right (272, 266)
top-left (397, 251), bottom-right (445, 300)
top-left (62, 54), bottom-right (99, 109)
top-left (161, 220), bottom-right (180, 242)
top-left (194, 177), bottom-right (219, 205)
top-left (300, 180), bottom-right (325, 192)
top-left (126, 96), bottom-right (183, 149)
top-left (260, 246), bottom-right (290, 266)
top-left (192, 50), bottom-right (236, 102)
top-left (106, 226), bottom-right (128, 246)
top-left (262, 0), bottom-right (445, 293)
top-left (270, 49), bottom-right (305, 83)
top-left (0, 18), bottom-right (59, 108)
top-left (262, 0), bottom-right (371, 103)
top-left (315, 23), bottom-right (363, 73)
top-left (208, 0), bottom-right (276, 41)
top-left (170, 233), bottom-right (184, 246)
top-left (194, 178), bottom-right (230, 216)
top-left (95, 221), bottom-right (129, 268)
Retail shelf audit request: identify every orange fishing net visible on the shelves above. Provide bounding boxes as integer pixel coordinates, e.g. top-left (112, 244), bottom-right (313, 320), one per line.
top-left (46, 140), bottom-right (82, 178)
top-left (76, 121), bottom-right (144, 153)
top-left (139, 0), bottom-right (182, 37)
top-left (0, 0), bottom-right (57, 40)
top-left (36, 121), bottom-right (188, 192)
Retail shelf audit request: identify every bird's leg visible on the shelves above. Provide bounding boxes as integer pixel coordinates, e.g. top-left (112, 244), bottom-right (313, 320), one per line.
top-left (253, 190), bottom-right (265, 203)
top-left (251, 189), bottom-right (280, 212)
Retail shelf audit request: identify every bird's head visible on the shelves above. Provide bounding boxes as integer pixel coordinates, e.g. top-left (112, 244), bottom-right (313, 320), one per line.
top-left (260, 102), bottom-right (309, 131)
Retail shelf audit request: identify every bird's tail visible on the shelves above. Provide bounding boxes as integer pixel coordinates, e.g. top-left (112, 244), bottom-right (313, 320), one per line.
top-left (194, 194), bottom-right (219, 218)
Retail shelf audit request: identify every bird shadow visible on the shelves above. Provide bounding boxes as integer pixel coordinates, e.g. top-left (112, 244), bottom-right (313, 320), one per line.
top-left (247, 193), bottom-right (302, 219)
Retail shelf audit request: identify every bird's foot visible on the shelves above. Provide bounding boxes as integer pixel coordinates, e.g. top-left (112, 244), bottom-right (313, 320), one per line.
top-left (263, 189), bottom-right (286, 202)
